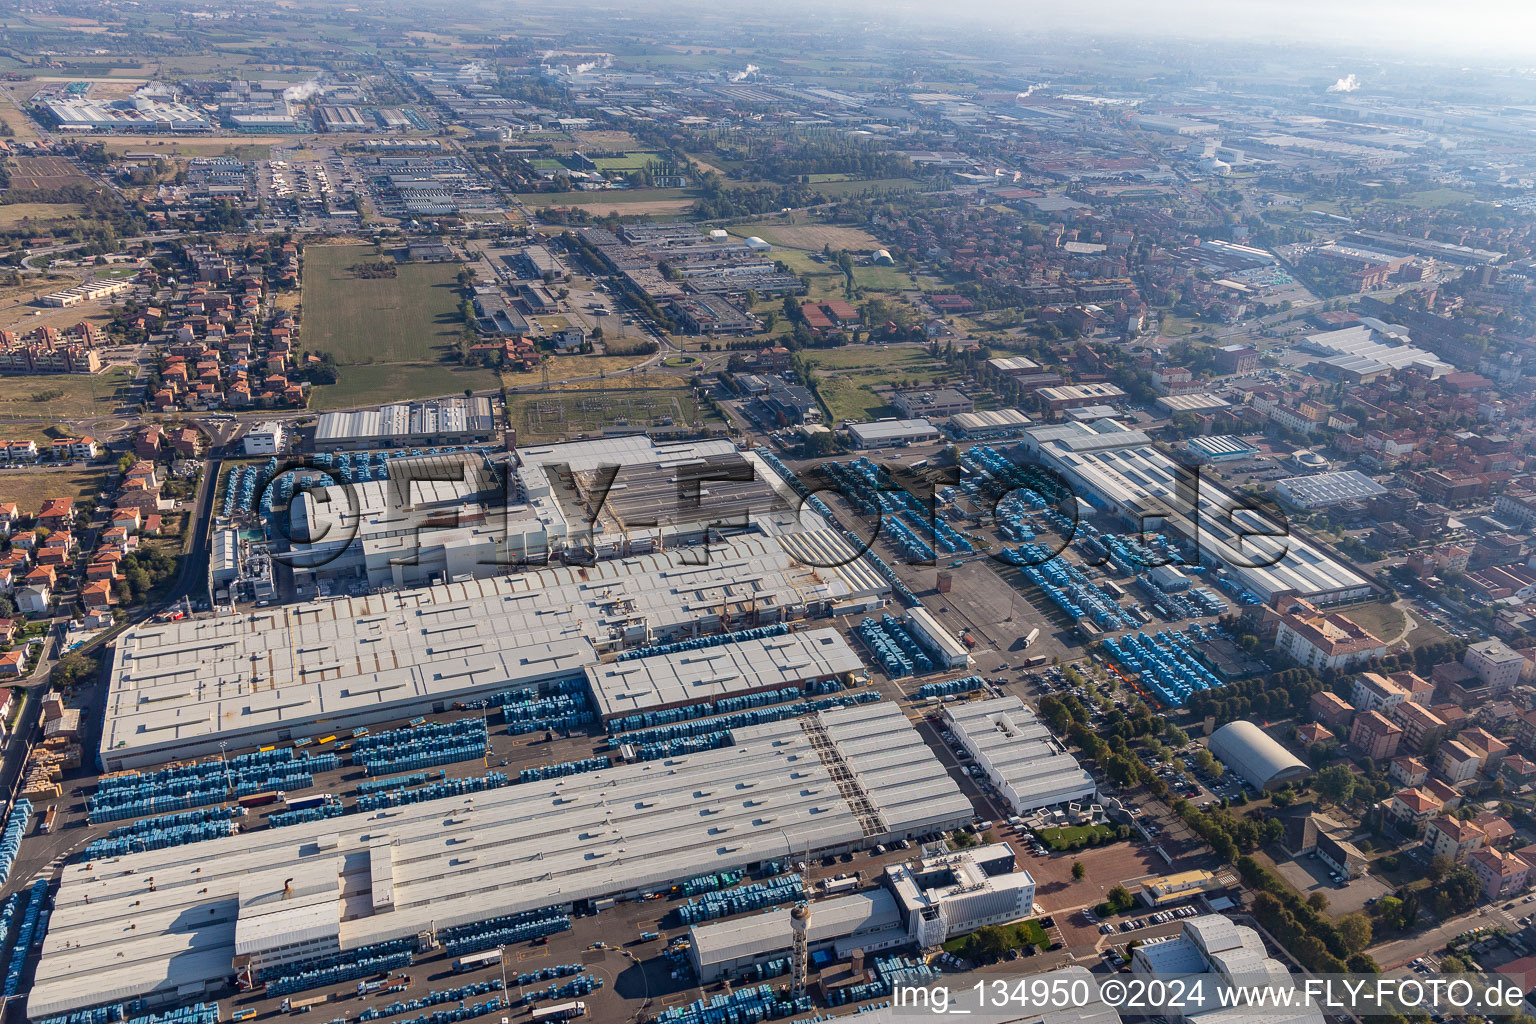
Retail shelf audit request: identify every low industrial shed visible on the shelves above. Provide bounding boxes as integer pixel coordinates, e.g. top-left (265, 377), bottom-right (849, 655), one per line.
top-left (1208, 721), bottom-right (1310, 791)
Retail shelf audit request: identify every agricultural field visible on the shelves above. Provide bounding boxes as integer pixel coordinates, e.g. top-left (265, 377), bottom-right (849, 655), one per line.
top-left (0, 466), bottom-right (111, 514)
top-left (0, 366), bottom-right (138, 419)
top-left (808, 177), bottom-right (924, 198)
top-left (572, 130), bottom-right (644, 151)
top-left (302, 244), bottom-right (468, 368)
top-left (0, 203), bottom-right (86, 228)
top-left (6, 155), bottom-right (95, 192)
top-left (99, 137), bottom-right (278, 160)
top-left (505, 385), bottom-right (716, 442)
top-left (308, 362), bottom-right (498, 411)
top-left (812, 377), bottom-right (889, 423)
top-left (729, 223), bottom-right (881, 251)
top-left (516, 188), bottom-right (698, 217)
top-left (804, 345), bottom-right (952, 424)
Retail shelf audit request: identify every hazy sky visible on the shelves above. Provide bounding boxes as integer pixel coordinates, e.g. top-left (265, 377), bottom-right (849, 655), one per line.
top-left (882, 0), bottom-right (1536, 62)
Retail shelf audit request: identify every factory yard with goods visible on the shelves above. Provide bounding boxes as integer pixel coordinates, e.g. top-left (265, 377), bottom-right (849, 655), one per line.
top-left (0, 431), bottom-right (1321, 1024)
top-left (9, 3), bottom-right (1536, 1024)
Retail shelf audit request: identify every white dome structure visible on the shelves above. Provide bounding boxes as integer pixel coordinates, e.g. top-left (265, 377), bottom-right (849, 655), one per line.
top-left (744, 236), bottom-right (772, 251)
top-left (872, 249), bottom-right (894, 265)
top-left (1209, 721), bottom-right (1309, 791)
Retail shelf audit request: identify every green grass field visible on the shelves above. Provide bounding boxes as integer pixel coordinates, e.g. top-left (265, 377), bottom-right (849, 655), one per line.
top-left (0, 203), bottom-right (86, 228)
top-left (803, 347), bottom-right (935, 373)
top-left (591, 152), bottom-right (661, 172)
top-left (0, 466), bottom-right (110, 514)
top-left (1036, 823), bottom-right (1118, 852)
top-left (813, 377), bottom-right (890, 424)
top-left (0, 366), bottom-right (137, 419)
top-left (809, 177), bottom-right (924, 197)
top-left (804, 345), bottom-right (949, 423)
top-left (309, 362), bottom-right (499, 412)
top-left (302, 245), bottom-right (468, 365)
top-left (942, 918), bottom-right (1049, 955)
top-left (505, 387), bottom-right (715, 442)
top-left (516, 187), bottom-right (697, 208)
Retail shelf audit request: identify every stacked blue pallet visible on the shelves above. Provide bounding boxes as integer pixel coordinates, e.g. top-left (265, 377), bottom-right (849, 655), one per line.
top-left (609, 691), bottom-right (882, 749)
top-left (233, 771), bottom-right (315, 797)
top-left (0, 798), bottom-right (33, 884)
top-left (359, 979), bottom-right (505, 1020)
top-left (352, 718), bottom-right (485, 758)
top-left (914, 675), bottom-right (984, 699)
top-left (355, 718), bottom-right (488, 776)
top-left (4, 878), bottom-right (49, 996)
top-left (518, 974), bottom-right (600, 1006)
top-left (269, 798), bottom-right (345, 828)
top-left (358, 741), bottom-right (487, 777)
top-left (880, 615), bottom-right (935, 672)
top-left (124, 1005), bottom-right (220, 1024)
top-left (637, 731), bottom-right (733, 761)
top-left (487, 678), bottom-right (588, 707)
top-left (805, 679), bottom-right (843, 696)
top-left (651, 982), bottom-right (810, 1024)
top-left (1101, 629), bottom-right (1224, 708)
top-left (680, 869), bottom-right (743, 896)
top-left (361, 999), bottom-right (505, 1024)
top-left (500, 692), bottom-right (585, 725)
top-left (826, 955), bottom-right (936, 1007)
top-left (674, 875), bottom-right (805, 925)
top-left (356, 770), bottom-right (445, 795)
top-left (518, 756), bottom-right (610, 784)
top-left (1188, 586), bottom-right (1227, 615)
top-left (962, 445), bottom-right (1070, 504)
top-left (441, 914), bottom-right (571, 957)
top-left (356, 772), bottom-right (508, 811)
top-left (90, 750), bottom-right (337, 823)
top-left (1008, 543), bottom-right (1128, 631)
top-left (605, 687), bottom-right (801, 735)
top-left (855, 616), bottom-right (931, 677)
top-left (255, 938), bottom-right (415, 985)
top-left (266, 952), bottom-right (414, 997)
top-left (616, 622), bottom-right (790, 662)
top-left (105, 806), bottom-right (240, 837)
top-left (83, 817), bottom-right (239, 861)
top-left (0, 892), bottom-right (20, 987)
top-left (37, 1004), bottom-right (220, 1024)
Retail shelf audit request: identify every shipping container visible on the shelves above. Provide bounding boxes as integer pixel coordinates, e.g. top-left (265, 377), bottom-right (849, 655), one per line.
top-left (238, 791), bottom-right (278, 808)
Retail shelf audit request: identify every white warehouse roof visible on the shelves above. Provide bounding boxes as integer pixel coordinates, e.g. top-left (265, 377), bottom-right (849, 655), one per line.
top-left (688, 889), bottom-right (901, 970)
top-left (100, 531), bottom-right (886, 770)
top-left (943, 697), bottom-right (1096, 813)
top-left (32, 703), bottom-right (972, 1019)
top-left (584, 627), bottom-right (865, 720)
top-left (1036, 442), bottom-right (1371, 605)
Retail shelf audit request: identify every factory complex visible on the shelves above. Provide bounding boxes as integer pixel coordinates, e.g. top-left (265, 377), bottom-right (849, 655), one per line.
top-left (32, 704), bottom-right (974, 1018)
top-left (686, 842), bottom-right (1035, 982)
top-left (100, 530), bottom-right (888, 770)
top-left (1027, 423), bottom-right (1373, 605)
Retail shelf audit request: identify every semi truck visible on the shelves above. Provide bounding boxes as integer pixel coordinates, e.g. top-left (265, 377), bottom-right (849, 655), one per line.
top-left (284, 793), bottom-right (333, 812)
top-left (1022, 627), bottom-right (1040, 649)
top-left (531, 1003), bottom-right (586, 1022)
top-left (238, 791), bottom-right (279, 808)
top-left (453, 949), bottom-right (503, 973)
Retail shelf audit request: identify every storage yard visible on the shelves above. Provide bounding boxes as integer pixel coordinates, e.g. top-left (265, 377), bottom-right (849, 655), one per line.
top-left (0, 431), bottom-right (1347, 1024)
